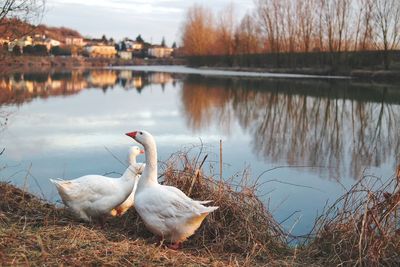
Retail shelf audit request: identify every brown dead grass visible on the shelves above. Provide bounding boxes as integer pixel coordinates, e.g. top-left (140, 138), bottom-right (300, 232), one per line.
top-left (0, 182), bottom-right (243, 266)
top-left (302, 170), bottom-right (400, 266)
top-left (159, 148), bottom-right (289, 262)
top-left (0, 145), bottom-right (292, 266)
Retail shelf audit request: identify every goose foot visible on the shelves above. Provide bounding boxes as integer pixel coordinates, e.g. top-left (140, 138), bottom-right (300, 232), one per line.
top-left (167, 242), bottom-right (182, 250)
top-left (155, 236), bottom-right (163, 245)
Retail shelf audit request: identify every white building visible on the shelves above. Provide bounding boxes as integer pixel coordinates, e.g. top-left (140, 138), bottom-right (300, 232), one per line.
top-left (118, 51), bottom-right (132, 60)
top-left (65, 37), bottom-right (85, 47)
top-left (148, 45), bottom-right (173, 58)
top-left (85, 45), bottom-right (117, 58)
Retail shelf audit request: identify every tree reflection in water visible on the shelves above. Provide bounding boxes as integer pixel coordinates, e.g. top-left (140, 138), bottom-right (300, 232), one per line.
top-left (1, 71), bottom-right (399, 180)
top-left (180, 76), bottom-right (400, 180)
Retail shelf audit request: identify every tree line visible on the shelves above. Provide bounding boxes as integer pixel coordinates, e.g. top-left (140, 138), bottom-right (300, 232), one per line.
top-left (181, 0), bottom-right (400, 69)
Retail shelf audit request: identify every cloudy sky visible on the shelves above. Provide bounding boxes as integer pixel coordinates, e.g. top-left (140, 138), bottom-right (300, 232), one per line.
top-left (42, 0), bottom-right (254, 46)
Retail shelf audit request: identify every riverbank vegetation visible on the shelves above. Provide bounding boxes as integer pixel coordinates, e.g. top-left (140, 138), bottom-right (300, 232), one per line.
top-left (181, 0), bottom-right (400, 71)
top-left (1, 147), bottom-right (399, 265)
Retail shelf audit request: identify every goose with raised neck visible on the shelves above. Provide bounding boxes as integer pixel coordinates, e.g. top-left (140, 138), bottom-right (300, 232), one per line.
top-left (126, 130), bottom-right (218, 249)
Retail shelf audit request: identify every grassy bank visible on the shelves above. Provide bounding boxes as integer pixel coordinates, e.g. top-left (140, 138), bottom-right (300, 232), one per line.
top-left (0, 54), bottom-right (185, 75)
top-left (1, 150), bottom-right (399, 266)
top-left (188, 50), bottom-right (400, 82)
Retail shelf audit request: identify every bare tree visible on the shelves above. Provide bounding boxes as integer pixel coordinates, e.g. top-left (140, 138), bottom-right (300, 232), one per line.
top-left (360, 0), bottom-right (374, 50)
top-left (373, 0), bottom-right (400, 69)
top-left (0, 0), bottom-right (45, 25)
top-left (335, 0), bottom-right (352, 52)
top-left (181, 4), bottom-right (216, 56)
top-left (353, 0), bottom-right (374, 51)
top-left (256, 0), bottom-right (279, 52)
top-left (235, 13), bottom-right (262, 54)
top-left (283, 0), bottom-right (296, 52)
top-left (181, 0), bottom-right (399, 59)
top-left (215, 3), bottom-right (236, 55)
top-left (296, 0), bottom-right (315, 52)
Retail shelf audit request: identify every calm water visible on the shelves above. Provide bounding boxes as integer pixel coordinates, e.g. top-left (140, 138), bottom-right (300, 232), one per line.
top-left (0, 67), bottom-right (399, 236)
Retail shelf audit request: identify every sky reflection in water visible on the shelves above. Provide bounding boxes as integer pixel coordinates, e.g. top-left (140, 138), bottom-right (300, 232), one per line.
top-left (0, 68), bottom-right (399, 236)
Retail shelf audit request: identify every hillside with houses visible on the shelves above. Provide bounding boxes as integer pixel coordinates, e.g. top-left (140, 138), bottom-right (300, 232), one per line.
top-left (0, 20), bottom-right (177, 61)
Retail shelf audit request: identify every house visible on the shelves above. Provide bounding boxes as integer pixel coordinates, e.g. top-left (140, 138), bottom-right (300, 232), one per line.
top-left (65, 37), bottom-right (85, 47)
top-left (131, 41), bottom-right (143, 51)
top-left (33, 35), bottom-right (61, 50)
top-left (119, 38), bottom-right (143, 52)
top-left (0, 37), bottom-right (9, 46)
top-left (8, 36), bottom-right (32, 52)
top-left (118, 51), bottom-right (132, 60)
top-left (148, 45), bottom-right (173, 58)
top-left (7, 35), bottom-right (60, 52)
top-left (85, 45), bottom-right (117, 58)
top-left (47, 39), bottom-right (61, 49)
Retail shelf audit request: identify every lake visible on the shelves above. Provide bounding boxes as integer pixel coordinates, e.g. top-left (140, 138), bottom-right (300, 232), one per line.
top-left (0, 66), bottom-right (399, 237)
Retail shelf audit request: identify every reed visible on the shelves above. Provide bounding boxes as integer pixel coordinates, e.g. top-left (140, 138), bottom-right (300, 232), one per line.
top-left (302, 170), bottom-right (400, 266)
top-left (160, 146), bottom-right (290, 262)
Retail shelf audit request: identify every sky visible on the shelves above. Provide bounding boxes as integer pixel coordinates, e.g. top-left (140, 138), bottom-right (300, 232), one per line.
top-left (42, 0), bottom-right (254, 46)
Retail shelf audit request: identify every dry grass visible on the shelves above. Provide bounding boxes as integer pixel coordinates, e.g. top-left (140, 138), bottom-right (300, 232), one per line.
top-left (302, 169), bottom-right (400, 266)
top-left (0, 182), bottom-right (241, 266)
top-left (159, 147), bottom-right (289, 263)
top-left (0, 146), bottom-right (292, 266)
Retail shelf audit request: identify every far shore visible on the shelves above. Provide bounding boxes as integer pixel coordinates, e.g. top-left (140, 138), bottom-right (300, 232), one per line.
top-left (1, 54), bottom-right (400, 83)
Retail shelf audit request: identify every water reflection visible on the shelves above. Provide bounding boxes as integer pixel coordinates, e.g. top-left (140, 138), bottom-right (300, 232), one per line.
top-left (1, 70), bottom-right (399, 181)
top-left (180, 76), bottom-right (400, 179)
top-left (0, 70), bottom-right (175, 105)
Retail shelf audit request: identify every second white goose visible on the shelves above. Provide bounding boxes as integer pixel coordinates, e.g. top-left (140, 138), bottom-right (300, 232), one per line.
top-left (50, 146), bottom-right (143, 223)
top-left (110, 146), bottom-right (145, 216)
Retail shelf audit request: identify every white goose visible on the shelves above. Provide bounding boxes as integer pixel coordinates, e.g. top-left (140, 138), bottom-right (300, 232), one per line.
top-left (126, 130), bottom-right (218, 249)
top-left (111, 146), bottom-right (145, 216)
top-left (50, 146), bottom-right (144, 223)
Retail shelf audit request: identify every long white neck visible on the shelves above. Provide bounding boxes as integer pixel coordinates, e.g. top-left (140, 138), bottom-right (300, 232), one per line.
top-left (137, 138), bottom-right (158, 190)
top-left (129, 154), bottom-right (137, 165)
top-left (121, 154), bottom-right (138, 180)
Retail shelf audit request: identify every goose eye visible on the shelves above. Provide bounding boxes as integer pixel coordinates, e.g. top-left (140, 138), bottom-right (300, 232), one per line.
top-left (140, 132), bottom-right (143, 135)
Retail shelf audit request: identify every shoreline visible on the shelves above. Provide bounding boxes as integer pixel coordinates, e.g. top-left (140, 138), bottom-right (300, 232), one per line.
top-left (1, 55), bottom-right (400, 83)
top-left (193, 66), bottom-right (400, 83)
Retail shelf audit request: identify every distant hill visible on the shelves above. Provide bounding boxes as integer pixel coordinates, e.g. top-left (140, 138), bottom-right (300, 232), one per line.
top-left (0, 18), bottom-right (82, 42)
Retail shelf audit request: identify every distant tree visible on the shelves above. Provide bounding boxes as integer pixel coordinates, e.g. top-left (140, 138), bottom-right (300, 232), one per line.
top-left (136, 34), bottom-right (144, 43)
top-left (236, 13), bottom-right (262, 54)
top-left (181, 4), bottom-right (216, 55)
top-left (172, 42), bottom-right (177, 49)
top-left (33, 44), bottom-right (47, 56)
top-left (161, 36), bottom-right (166, 47)
top-left (50, 46), bottom-right (71, 56)
top-left (120, 41), bottom-right (127, 51)
top-left (23, 45), bottom-right (34, 54)
top-left (109, 37), bottom-right (114, 44)
top-left (373, 0), bottom-right (400, 69)
top-left (12, 45), bottom-right (21, 55)
top-left (101, 34), bottom-right (107, 43)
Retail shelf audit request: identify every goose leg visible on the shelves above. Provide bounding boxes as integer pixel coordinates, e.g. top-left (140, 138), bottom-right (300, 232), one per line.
top-left (98, 217), bottom-right (106, 228)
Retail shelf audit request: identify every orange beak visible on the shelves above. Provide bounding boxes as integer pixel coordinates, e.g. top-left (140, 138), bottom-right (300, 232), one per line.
top-left (126, 131), bottom-right (137, 139)
top-left (140, 149), bottom-right (145, 154)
